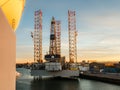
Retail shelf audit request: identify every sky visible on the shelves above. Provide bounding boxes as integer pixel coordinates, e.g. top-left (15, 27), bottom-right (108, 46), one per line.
top-left (16, 0), bottom-right (120, 63)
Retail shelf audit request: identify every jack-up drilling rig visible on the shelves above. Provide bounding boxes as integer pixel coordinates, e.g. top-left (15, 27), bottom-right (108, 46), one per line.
top-left (31, 10), bottom-right (79, 78)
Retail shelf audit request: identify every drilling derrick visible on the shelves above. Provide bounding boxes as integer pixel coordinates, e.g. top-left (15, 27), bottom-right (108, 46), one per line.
top-left (45, 17), bottom-right (61, 62)
top-left (55, 20), bottom-right (61, 55)
top-left (49, 17), bottom-right (56, 55)
top-left (34, 10), bottom-right (42, 63)
top-left (68, 10), bottom-right (77, 63)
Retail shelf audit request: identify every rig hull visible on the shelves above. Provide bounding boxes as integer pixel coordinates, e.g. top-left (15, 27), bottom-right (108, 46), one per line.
top-left (31, 70), bottom-right (79, 77)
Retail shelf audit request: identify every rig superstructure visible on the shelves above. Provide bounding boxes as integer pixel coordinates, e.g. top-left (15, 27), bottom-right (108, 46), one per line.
top-left (44, 17), bottom-right (62, 71)
top-left (45, 17), bottom-right (61, 62)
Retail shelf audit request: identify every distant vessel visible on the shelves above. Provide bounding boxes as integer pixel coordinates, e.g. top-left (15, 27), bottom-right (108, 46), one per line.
top-left (31, 10), bottom-right (79, 78)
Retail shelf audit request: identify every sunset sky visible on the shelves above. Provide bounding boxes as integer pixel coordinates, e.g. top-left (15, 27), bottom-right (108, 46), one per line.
top-left (16, 0), bottom-right (120, 63)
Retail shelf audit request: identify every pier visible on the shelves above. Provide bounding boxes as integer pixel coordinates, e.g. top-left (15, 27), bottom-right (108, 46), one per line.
top-left (79, 72), bottom-right (120, 85)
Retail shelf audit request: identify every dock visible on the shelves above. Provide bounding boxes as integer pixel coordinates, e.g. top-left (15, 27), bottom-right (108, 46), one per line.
top-left (79, 72), bottom-right (120, 85)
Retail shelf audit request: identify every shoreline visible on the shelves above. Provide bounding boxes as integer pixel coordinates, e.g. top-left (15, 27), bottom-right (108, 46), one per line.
top-left (79, 73), bottom-right (120, 85)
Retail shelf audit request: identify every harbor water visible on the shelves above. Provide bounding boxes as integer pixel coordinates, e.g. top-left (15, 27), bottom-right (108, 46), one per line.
top-left (16, 68), bottom-right (120, 90)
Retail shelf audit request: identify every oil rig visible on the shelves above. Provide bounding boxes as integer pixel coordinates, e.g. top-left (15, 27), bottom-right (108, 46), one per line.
top-left (31, 10), bottom-right (79, 77)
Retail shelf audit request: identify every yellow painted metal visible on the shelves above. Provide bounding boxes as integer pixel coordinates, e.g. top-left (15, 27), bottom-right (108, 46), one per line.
top-left (70, 67), bottom-right (78, 71)
top-left (0, 0), bottom-right (25, 31)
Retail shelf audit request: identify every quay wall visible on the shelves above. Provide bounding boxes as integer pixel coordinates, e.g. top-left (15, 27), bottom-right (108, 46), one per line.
top-left (79, 73), bottom-right (120, 85)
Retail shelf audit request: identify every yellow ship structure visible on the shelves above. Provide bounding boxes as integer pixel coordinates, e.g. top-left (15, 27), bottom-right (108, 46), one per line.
top-left (0, 0), bottom-right (25, 31)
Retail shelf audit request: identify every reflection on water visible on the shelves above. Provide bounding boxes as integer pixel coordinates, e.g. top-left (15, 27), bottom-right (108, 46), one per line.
top-left (16, 68), bottom-right (120, 90)
top-left (31, 77), bottom-right (80, 90)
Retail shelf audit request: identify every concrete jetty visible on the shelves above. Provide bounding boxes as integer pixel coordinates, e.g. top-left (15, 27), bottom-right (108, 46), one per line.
top-left (79, 72), bottom-right (120, 85)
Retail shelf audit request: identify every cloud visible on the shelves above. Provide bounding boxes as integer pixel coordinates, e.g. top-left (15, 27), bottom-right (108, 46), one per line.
top-left (80, 11), bottom-right (120, 30)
